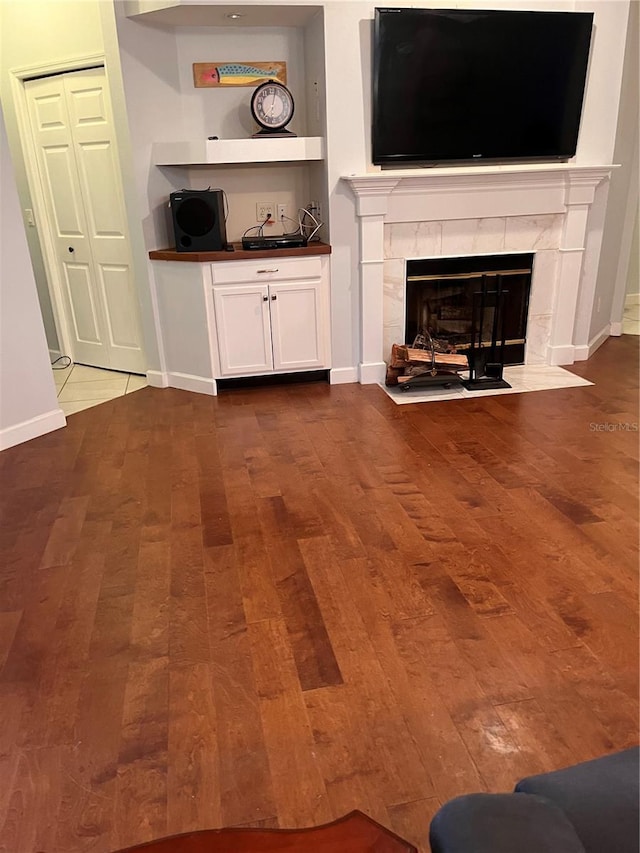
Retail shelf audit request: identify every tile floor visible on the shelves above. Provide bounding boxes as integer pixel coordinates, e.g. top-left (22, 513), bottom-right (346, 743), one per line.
top-left (382, 364), bottom-right (594, 405)
top-left (622, 297), bottom-right (640, 335)
top-left (53, 363), bottom-right (147, 417)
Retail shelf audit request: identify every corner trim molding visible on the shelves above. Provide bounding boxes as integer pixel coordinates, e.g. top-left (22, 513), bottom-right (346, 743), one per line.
top-left (146, 370), bottom-right (168, 388)
top-left (574, 325), bottom-right (611, 361)
top-left (167, 372), bottom-right (217, 396)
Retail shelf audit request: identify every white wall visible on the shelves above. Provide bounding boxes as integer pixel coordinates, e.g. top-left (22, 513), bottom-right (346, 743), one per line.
top-left (117, 0), bottom-right (635, 376)
top-left (0, 104), bottom-right (65, 451)
top-left (590, 0), bottom-right (638, 337)
top-left (321, 0), bottom-right (633, 371)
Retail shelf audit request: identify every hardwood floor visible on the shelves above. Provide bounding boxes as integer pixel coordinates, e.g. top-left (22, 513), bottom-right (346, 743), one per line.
top-left (0, 336), bottom-right (638, 853)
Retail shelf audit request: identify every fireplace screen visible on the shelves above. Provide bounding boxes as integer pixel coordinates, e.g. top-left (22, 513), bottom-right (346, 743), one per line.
top-left (405, 253), bottom-right (533, 365)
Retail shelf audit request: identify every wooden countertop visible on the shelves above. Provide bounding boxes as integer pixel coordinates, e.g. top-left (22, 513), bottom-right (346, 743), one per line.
top-left (149, 241), bottom-right (331, 262)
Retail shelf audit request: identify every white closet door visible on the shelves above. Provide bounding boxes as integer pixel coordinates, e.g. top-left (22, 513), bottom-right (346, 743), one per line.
top-left (25, 68), bottom-right (145, 373)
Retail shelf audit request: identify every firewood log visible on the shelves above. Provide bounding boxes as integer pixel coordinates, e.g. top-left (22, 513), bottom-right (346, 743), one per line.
top-left (397, 346), bottom-right (467, 367)
top-left (385, 364), bottom-right (404, 386)
top-left (390, 343), bottom-right (411, 369)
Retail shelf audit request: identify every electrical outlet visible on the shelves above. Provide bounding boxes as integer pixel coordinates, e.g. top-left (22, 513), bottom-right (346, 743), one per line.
top-left (256, 202), bottom-right (274, 223)
top-left (277, 204), bottom-right (288, 223)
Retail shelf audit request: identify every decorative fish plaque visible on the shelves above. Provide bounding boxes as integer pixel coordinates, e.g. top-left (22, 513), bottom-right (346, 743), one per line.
top-left (193, 61), bottom-right (287, 88)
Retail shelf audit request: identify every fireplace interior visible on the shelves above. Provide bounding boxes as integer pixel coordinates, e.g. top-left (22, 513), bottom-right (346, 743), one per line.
top-left (405, 253), bottom-right (534, 365)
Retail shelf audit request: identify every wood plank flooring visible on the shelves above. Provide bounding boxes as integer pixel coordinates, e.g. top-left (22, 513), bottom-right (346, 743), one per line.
top-left (0, 336), bottom-right (638, 853)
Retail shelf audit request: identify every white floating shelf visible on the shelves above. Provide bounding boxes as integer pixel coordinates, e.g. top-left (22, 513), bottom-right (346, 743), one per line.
top-left (153, 137), bottom-right (324, 166)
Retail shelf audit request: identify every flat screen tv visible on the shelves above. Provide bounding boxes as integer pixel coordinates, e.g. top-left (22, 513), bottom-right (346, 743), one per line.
top-left (372, 7), bottom-right (594, 166)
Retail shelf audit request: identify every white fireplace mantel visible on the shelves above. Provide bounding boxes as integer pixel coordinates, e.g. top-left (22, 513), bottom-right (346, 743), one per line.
top-left (342, 163), bottom-right (615, 384)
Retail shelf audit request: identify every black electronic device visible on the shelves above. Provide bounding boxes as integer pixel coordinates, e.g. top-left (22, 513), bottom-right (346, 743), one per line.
top-left (372, 8), bottom-right (594, 166)
top-left (241, 234), bottom-right (308, 251)
top-left (169, 189), bottom-right (227, 252)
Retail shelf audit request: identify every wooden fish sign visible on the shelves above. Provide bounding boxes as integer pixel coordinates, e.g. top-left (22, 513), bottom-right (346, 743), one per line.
top-left (193, 61), bottom-right (287, 88)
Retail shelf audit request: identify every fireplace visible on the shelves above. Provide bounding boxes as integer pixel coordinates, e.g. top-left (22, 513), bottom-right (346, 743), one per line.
top-left (343, 164), bottom-right (612, 385)
top-left (405, 253), bottom-right (533, 365)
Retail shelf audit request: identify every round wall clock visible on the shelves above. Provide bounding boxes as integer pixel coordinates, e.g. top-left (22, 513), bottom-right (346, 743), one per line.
top-left (250, 81), bottom-right (296, 137)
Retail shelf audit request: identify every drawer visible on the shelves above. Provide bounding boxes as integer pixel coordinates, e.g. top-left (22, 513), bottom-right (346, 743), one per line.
top-left (211, 255), bottom-right (322, 285)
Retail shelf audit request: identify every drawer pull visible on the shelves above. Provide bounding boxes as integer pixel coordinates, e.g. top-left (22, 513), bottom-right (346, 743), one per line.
top-left (263, 295), bottom-right (268, 301)
top-left (271, 294), bottom-right (277, 301)
top-left (257, 268), bottom-right (279, 274)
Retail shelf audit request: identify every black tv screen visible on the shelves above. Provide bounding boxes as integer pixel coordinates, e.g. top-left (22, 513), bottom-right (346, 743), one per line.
top-left (372, 7), bottom-right (594, 166)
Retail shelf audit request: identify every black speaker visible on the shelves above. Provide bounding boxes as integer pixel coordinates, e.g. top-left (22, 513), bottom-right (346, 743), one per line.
top-left (169, 189), bottom-right (227, 252)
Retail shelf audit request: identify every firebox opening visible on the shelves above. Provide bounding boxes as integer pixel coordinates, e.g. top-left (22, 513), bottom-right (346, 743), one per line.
top-left (405, 253), bottom-right (534, 365)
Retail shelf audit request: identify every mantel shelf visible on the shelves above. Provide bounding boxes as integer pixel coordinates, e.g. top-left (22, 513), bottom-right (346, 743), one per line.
top-left (153, 137), bottom-right (324, 166)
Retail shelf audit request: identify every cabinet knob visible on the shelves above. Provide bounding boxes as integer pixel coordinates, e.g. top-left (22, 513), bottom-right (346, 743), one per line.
top-left (257, 268), bottom-right (278, 274)
top-left (263, 295), bottom-right (268, 301)
top-left (271, 294), bottom-right (277, 300)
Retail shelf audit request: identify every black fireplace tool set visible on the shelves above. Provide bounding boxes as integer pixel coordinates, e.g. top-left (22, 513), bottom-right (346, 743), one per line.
top-left (399, 274), bottom-right (512, 392)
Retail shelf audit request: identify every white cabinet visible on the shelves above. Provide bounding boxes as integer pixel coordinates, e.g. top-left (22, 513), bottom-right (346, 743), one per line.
top-left (150, 249), bottom-right (331, 395)
top-left (212, 255), bottom-right (330, 378)
top-left (213, 284), bottom-right (273, 374)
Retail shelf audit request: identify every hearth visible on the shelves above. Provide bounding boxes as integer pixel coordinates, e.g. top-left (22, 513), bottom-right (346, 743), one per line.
top-left (405, 253), bottom-right (533, 365)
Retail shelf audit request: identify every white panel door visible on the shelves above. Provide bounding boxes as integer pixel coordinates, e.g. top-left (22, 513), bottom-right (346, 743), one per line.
top-left (25, 69), bottom-right (145, 373)
top-left (213, 284), bottom-right (273, 375)
top-left (269, 281), bottom-right (325, 371)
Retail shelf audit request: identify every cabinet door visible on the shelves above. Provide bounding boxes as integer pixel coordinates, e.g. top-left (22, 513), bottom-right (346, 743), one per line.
top-left (213, 284), bottom-right (273, 375)
top-left (269, 281), bottom-right (326, 371)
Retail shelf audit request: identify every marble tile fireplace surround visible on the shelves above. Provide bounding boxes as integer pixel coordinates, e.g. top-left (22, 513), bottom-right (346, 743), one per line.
top-left (343, 163), bottom-right (612, 385)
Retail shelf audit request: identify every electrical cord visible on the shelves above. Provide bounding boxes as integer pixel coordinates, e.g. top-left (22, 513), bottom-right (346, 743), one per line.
top-left (279, 213), bottom-right (303, 236)
top-left (242, 215), bottom-right (272, 239)
top-left (51, 355), bottom-right (72, 370)
top-left (275, 207), bottom-right (322, 241)
top-left (298, 207), bottom-right (321, 241)
top-left (241, 205), bottom-right (323, 242)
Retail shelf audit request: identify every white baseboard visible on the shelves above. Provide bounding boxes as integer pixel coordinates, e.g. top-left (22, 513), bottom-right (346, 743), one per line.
top-left (146, 370), bottom-right (169, 388)
top-left (610, 321), bottom-right (623, 336)
top-left (358, 361), bottom-right (387, 384)
top-left (0, 408), bottom-right (66, 452)
top-left (147, 370), bottom-right (217, 395)
top-left (574, 325), bottom-right (610, 361)
top-left (625, 292), bottom-right (640, 306)
top-left (330, 366), bottom-right (358, 384)
top-left (167, 372), bottom-right (217, 396)
top-left (547, 345), bottom-right (576, 366)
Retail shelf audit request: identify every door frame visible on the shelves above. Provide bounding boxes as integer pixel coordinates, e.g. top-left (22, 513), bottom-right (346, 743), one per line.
top-left (10, 53), bottom-right (111, 363)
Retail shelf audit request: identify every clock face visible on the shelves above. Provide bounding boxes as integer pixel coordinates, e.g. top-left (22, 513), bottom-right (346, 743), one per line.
top-left (251, 82), bottom-right (294, 131)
